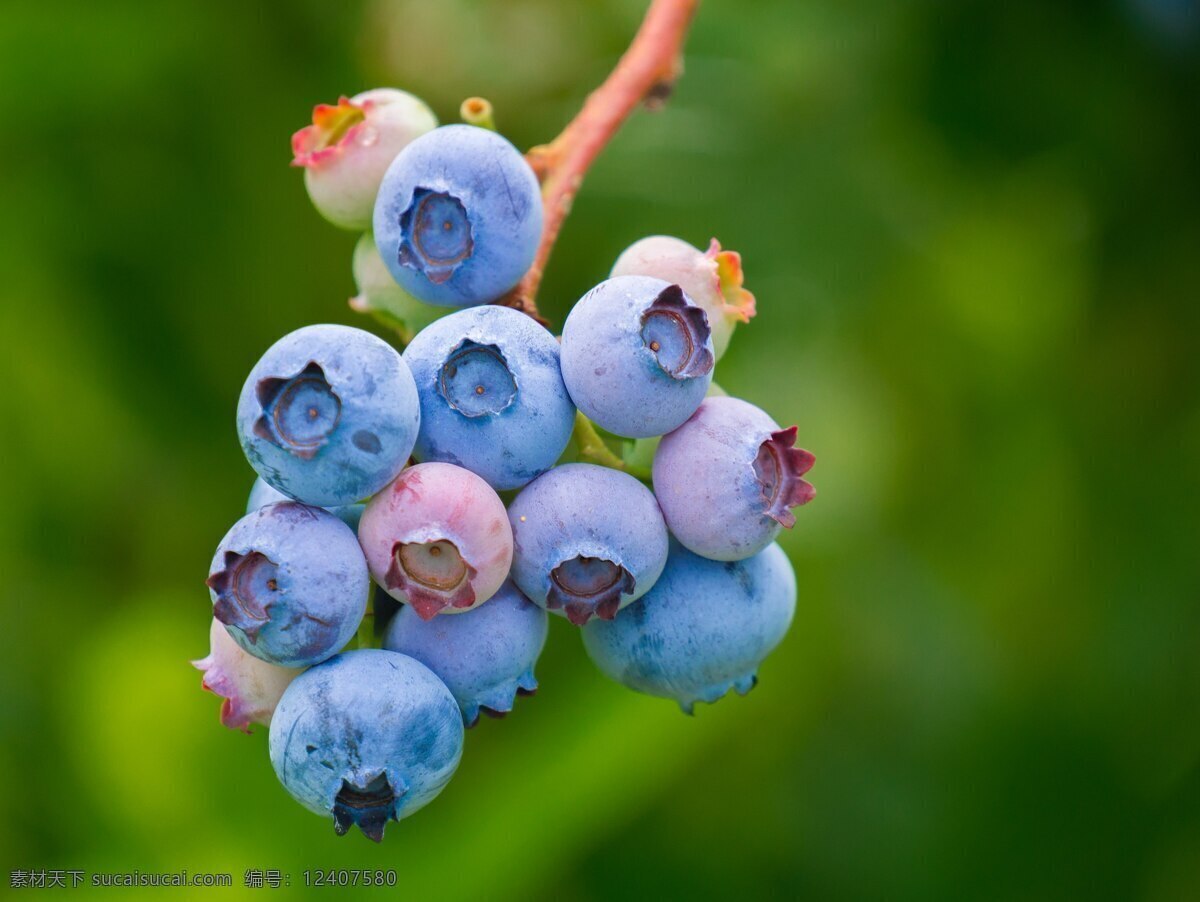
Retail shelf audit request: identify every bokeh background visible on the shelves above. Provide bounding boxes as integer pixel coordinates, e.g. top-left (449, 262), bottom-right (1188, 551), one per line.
top-left (2, 0), bottom-right (1199, 898)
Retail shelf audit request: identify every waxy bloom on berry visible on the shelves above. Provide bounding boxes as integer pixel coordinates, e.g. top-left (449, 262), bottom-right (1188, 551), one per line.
top-left (402, 305), bottom-right (576, 490)
top-left (507, 463), bottom-right (669, 625)
top-left (653, 397), bottom-right (815, 561)
top-left (207, 502), bottom-right (369, 667)
top-left (269, 650), bottom-right (463, 842)
top-left (384, 579), bottom-right (548, 727)
top-left (236, 324), bottom-right (420, 507)
top-left (373, 125), bottom-right (543, 306)
top-left (560, 276), bottom-right (714, 438)
top-left (246, 475), bottom-right (364, 532)
top-left (583, 541), bottom-right (796, 714)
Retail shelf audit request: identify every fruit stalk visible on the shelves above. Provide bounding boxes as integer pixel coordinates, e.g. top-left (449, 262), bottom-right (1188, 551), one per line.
top-left (356, 602), bottom-right (376, 650)
top-left (502, 0), bottom-right (700, 319)
top-left (572, 411), bottom-right (630, 472)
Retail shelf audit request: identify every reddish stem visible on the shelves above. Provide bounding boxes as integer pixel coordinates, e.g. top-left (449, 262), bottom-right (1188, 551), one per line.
top-left (499, 0), bottom-right (700, 321)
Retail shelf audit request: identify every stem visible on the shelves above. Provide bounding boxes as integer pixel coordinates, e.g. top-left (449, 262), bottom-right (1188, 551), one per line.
top-left (500, 0), bottom-right (699, 320)
top-left (573, 412), bottom-right (629, 471)
top-left (356, 599), bottom-right (378, 650)
top-left (460, 96), bottom-right (496, 130)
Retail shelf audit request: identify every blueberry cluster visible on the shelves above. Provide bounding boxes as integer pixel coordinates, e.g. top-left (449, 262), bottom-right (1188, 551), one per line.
top-left (194, 88), bottom-right (816, 842)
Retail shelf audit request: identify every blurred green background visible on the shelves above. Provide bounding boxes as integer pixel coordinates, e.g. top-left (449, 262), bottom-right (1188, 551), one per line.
top-left (2, 0), bottom-right (1198, 898)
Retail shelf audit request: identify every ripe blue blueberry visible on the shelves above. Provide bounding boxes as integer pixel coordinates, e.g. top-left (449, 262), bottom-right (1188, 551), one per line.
top-left (237, 324), bottom-right (419, 507)
top-left (611, 236), bottom-right (755, 362)
top-left (247, 475), bottom-right (364, 532)
top-left (373, 125), bottom-right (542, 306)
top-left (402, 305), bottom-right (576, 490)
top-left (507, 463), bottom-right (669, 626)
top-left (653, 396), bottom-right (815, 561)
top-left (560, 275), bottom-right (714, 438)
top-left (582, 540), bottom-right (796, 714)
top-left (383, 579), bottom-right (548, 727)
top-left (206, 502), bottom-right (369, 667)
top-left (269, 649), bottom-right (463, 842)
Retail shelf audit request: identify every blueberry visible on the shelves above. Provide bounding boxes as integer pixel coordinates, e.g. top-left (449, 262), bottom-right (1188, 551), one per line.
top-left (246, 475), bottom-right (364, 532)
top-left (611, 236), bottom-right (756, 361)
top-left (292, 88), bottom-right (438, 231)
top-left (653, 396), bottom-right (815, 561)
top-left (358, 462), bottom-right (513, 620)
top-left (373, 125), bottom-right (543, 306)
top-left (191, 617), bottom-right (303, 732)
top-left (237, 324), bottom-right (419, 507)
top-left (507, 463), bottom-right (669, 625)
top-left (383, 579), bottom-right (548, 726)
top-left (246, 475), bottom-right (291, 510)
top-left (582, 541), bottom-right (796, 714)
top-left (269, 649), bottom-right (463, 842)
top-left (402, 305), bottom-right (576, 490)
top-left (206, 502), bottom-right (369, 667)
top-left (560, 276), bottom-right (714, 438)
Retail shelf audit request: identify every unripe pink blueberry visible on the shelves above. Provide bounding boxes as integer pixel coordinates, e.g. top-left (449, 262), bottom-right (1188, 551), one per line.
top-left (191, 617), bottom-right (303, 732)
top-left (611, 236), bottom-right (755, 361)
top-left (292, 88), bottom-right (437, 231)
top-left (358, 463), bottom-right (513, 620)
